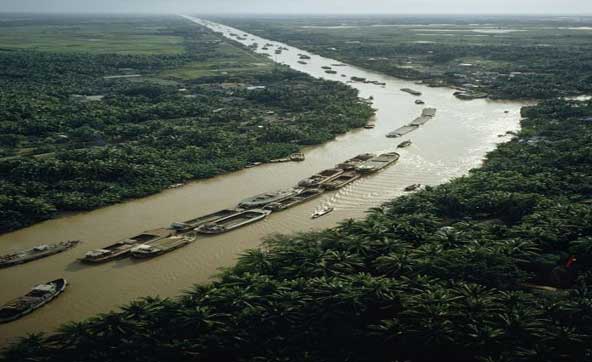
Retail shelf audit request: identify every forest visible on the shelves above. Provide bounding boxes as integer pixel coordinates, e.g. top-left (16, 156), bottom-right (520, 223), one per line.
top-left (2, 96), bottom-right (591, 361)
top-left (213, 16), bottom-right (592, 100)
top-left (0, 16), bottom-right (374, 233)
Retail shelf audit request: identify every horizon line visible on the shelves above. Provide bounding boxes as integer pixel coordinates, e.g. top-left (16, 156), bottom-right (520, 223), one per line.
top-left (1, 11), bottom-right (592, 17)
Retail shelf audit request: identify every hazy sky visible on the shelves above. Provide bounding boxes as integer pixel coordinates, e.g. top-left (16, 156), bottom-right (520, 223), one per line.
top-left (1, 0), bottom-right (591, 15)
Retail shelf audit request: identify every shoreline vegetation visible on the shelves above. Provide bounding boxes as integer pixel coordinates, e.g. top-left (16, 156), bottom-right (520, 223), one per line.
top-left (2, 16), bottom-right (592, 362)
top-left (212, 16), bottom-right (592, 100)
top-left (0, 15), bottom-right (374, 234)
top-left (3, 97), bottom-right (592, 361)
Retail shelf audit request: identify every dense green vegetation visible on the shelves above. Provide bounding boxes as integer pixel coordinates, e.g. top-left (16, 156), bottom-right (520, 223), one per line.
top-left (0, 16), bottom-right (373, 233)
top-left (2, 15), bottom-right (592, 362)
top-left (3, 97), bottom-right (592, 361)
top-left (213, 16), bottom-right (592, 99)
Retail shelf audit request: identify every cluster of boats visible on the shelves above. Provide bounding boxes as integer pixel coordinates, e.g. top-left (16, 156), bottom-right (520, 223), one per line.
top-left (1, 33), bottom-right (433, 322)
top-left (75, 152), bottom-right (403, 265)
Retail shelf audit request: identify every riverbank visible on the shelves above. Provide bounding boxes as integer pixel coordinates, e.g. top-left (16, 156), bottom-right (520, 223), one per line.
top-left (0, 17), bottom-right (523, 345)
top-left (209, 16), bottom-right (592, 100)
top-left (3, 93), bottom-right (591, 362)
top-left (0, 15), bottom-right (374, 235)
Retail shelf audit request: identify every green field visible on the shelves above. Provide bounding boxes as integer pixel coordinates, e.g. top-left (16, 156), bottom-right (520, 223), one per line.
top-left (161, 42), bottom-right (272, 79)
top-left (0, 22), bottom-right (185, 54)
top-left (214, 16), bottom-right (592, 99)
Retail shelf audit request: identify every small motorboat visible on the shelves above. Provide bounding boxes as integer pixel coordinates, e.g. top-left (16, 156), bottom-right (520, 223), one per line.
top-left (415, 99), bottom-right (425, 105)
top-left (397, 140), bottom-right (412, 148)
top-left (404, 184), bottom-right (422, 192)
top-left (312, 207), bottom-right (334, 219)
top-left (289, 152), bottom-right (305, 162)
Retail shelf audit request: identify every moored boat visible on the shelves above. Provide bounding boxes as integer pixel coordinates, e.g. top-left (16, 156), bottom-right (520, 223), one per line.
top-left (0, 278), bottom-right (67, 323)
top-left (290, 152), bottom-right (305, 162)
top-left (297, 60), bottom-right (307, 65)
top-left (245, 162), bottom-right (262, 168)
top-left (355, 152), bottom-right (400, 173)
top-left (131, 233), bottom-right (197, 258)
top-left (81, 228), bottom-right (173, 263)
top-left (170, 209), bottom-right (243, 232)
top-left (264, 188), bottom-right (324, 211)
top-left (0, 240), bottom-right (80, 268)
top-left (415, 99), bottom-right (425, 105)
top-left (196, 209), bottom-right (271, 234)
top-left (239, 189), bottom-right (301, 209)
top-left (364, 123), bottom-right (376, 129)
top-left (298, 168), bottom-right (344, 188)
top-left (321, 171), bottom-right (361, 190)
top-left (397, 140), bottom-right (412, 148)
top-left (337, 153), bottom-right (375, 170)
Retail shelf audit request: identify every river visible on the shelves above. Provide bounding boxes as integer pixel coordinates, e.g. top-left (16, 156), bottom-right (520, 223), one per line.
top-left (0, 16), bottom-right (523, 345)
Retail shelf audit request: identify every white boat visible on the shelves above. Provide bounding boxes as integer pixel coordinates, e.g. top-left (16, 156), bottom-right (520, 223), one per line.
top-left (312, 207), bottom-right (334, 219)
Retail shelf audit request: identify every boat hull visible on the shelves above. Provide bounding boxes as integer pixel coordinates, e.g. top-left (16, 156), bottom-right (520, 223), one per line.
top-left (0, 241), bottom-right (80, 268)
top-left (171, 209), bottom-right (242, 231)
top-left (0, 279), bottom-right (67, 324)
top-left (81, 228), bottom-right (173, 264)
top-left (131, 235), bottom-right (196, 259)
top-left (196, 210), bottom-right (271, 235)
top-left (264, 189), bottom-right (324, 211)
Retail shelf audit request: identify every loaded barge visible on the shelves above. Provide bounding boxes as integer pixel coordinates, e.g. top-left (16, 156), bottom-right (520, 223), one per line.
top-left (196, 209), bottom-right (271, 234)
top-left (337, 153), bottom-right (375, 170)
top-left (298, 168), bottom-right (344, 188)
top-left (239, 189), bottom-right (301, 209)
top-left (0, 240), bottom-right (80, 268)
top-left (356, 152), bottom-right (400, 173)
top-left (131, 233), bottom-right (197, 258)
top-left (0, 279), bottom-right (67, 323)
top-left (387, 108), bottom-right (437, 138)
top-left (170, 209), bottom-right (242, 232)
top-left (264, 188), bottom-right (324, 211)
top-left (321, 171), bottom-right (361, 190)
top-left (81, 228), bottom-right (173, 263)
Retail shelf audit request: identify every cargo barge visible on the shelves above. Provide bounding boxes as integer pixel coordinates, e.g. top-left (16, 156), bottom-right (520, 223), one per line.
top-left (355, 152), bottom-right (400, 173)
top-left (130, 234), bottom-right (197, 258)
top-left (0, 278), bottom-right (67, 323)
top-left (239, 189), bottom-right (301, 209)
top-left (321, 171), bottom-right (361, 190)
top-left (81, 228), bottom-right (173, 263)
top-left (298, 168), bottom-right (344, 188)
top-left (196, 209), bottom-right (271, 234)
top-left (401, 88), bottom-right (422, 96)
top-left (0, 240), bottom-right (80, 268)
top-left (264, 188), bottom-right (324, 211)
top-left (387, 125), bottom-right (419, 138)
top-left (337, 153), bottom-right (375, 170)
top-left (170, 209), bottom-right (243, 232)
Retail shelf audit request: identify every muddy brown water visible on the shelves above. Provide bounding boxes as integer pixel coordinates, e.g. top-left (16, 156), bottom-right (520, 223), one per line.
top-left (0, 17), bottom-right (524, 345)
